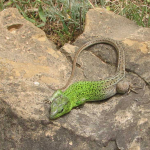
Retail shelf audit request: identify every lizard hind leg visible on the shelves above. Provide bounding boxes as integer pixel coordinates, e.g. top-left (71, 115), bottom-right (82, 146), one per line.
top-left (116, 80), bottom-right (130, 94)
top-left (116, 80), bottom-right (142, 94)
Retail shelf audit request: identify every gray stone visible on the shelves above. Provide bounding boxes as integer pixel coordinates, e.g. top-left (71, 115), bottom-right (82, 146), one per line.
top-left (0, 8), bottom-right (150, 150)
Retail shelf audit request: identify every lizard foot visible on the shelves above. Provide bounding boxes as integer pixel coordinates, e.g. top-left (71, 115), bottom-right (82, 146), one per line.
top-left (43, 98), bottom-right (52, 104)
top-left (127, 85), bottom-right (142, 94)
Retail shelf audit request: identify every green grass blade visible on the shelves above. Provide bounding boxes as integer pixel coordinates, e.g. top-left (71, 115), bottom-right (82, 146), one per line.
top-left (38, 4), bottom-right (46, 23)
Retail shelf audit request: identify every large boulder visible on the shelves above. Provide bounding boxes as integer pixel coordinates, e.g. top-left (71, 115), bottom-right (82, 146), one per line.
top-left (0, 8), bottom-right (150, 150)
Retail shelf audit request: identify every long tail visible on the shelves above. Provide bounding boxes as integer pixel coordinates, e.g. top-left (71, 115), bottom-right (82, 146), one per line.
top-left (51, 37), bottom-right (125, 90)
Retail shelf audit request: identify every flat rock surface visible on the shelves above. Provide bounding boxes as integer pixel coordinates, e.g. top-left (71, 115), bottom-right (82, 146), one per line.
top-left (0, 8), bottom-right (150, 150)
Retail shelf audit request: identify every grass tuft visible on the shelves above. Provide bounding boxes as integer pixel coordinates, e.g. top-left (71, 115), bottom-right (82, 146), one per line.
top-left (99, 0), bottom-right (150, 27)
top-left (0, 0), bottom-right (150, 46)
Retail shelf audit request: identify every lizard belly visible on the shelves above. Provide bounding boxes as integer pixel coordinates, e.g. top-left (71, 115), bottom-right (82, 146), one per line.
top-left (86, 85), bottom-right (117, 101)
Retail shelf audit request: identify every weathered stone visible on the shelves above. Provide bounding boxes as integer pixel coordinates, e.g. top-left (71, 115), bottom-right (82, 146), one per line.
top-left (0, 8), bottom-right (150, 150)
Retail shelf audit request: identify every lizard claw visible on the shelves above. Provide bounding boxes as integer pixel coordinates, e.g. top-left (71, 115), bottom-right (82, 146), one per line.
top-left (127, 85), bottom-right (142, 94)
top-left (43, 98), bottom-right (52, 104)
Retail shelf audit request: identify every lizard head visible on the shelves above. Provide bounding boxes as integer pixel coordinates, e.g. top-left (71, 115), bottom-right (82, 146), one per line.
top-left (50, 93), bottom-right (72, 119)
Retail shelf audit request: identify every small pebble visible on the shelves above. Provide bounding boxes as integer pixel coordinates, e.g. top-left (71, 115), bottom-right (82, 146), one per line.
top-left (34, 81), bottom-right (40, 86)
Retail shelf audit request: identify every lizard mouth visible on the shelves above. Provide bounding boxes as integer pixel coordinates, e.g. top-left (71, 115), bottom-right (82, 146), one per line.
top-left (50, 108), bottom-right (64, 119)
top-left (50, 111), bottom-right (57, 119)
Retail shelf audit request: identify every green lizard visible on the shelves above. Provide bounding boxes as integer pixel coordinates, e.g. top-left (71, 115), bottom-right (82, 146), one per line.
top-left (49, 38), bottom-right (129, 119)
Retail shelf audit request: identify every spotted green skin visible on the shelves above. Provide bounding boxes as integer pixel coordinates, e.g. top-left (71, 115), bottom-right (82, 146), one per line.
top-left (50, 80), bottom-right (119, 119)
top-left (49, 38), bottom-right (126, 119)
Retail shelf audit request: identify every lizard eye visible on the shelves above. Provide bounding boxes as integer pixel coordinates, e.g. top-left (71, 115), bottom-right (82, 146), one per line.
top-left (59, 108), bottom-right (64, 113)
